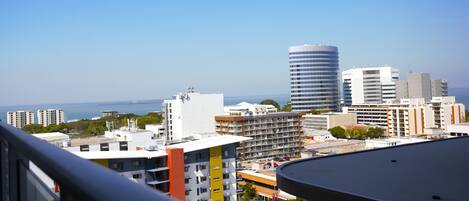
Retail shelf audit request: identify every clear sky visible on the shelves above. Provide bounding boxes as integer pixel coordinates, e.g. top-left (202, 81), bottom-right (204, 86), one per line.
top-left (1, 0), bottom-right (469, 106)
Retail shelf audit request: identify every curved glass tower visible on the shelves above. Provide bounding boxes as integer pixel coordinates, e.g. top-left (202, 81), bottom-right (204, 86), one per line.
top-left (289, 45), bottom-right (340, 112)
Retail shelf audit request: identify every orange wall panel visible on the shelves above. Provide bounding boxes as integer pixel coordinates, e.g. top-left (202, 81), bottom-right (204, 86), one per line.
top-left (166, 148), bottom-right (185, 201)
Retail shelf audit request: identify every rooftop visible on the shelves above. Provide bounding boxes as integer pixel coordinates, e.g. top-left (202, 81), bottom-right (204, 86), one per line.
top-left (277, 136), bottom-right (469, 201)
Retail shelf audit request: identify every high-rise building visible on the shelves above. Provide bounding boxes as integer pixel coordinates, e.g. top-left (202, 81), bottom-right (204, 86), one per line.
top-left (395, 72), bottom-right (447, 101)
top-left (289, 45), bottom-right (340, 112)
top-left (6, 111), bottom-right (35, 128)
top-left (342, 66), bottom-right (399, 105)
top-left (37, 109), bottom-right (65, 127)
top-left (215, 112), bottom-right (303, 161)
top-left (432, 79), bottom-right (448, 97)
top-left (162, 90), bottom-right (224, 141)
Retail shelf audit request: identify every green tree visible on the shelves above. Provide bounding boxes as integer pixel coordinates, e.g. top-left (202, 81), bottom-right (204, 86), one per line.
top-left (347, 126), bottom-right (368, 140)
top-left (367, 127), bottom-right (384, 138)
top-left (281, 101), bottom-right (292, 112)
top-left (260, 99), bottom-right (280, 109)
top-left (309, 108), bottom-right (321, 114)
top-left (241, 182), bottom-right (257, 201)
top-left (466, 110), bottom-right (469, 122)
top-left (137, 112), bottom-right (163, 129)
top-left (329, 126), bottom-right (346, 138)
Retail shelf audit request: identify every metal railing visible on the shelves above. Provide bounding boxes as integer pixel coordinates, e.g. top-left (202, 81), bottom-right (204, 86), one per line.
top-left (0, 122), bottom-right (172, 201)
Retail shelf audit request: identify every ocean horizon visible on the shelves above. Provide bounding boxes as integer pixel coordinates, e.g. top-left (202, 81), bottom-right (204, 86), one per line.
top-left (0, 94), bottom-right (290, 122)
top-left (1, 88), bottom-right (468, 123)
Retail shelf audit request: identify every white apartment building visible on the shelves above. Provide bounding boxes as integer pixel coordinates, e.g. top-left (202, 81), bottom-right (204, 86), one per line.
top-left (302, 112), bottom-right (356, 131)
top-left (145, 124), bottom-right (165, 139)
top-left (343, 96), bottom-right (465, 137)
top-left (224, 102), bottom-right (277, 116)
top-left (6, 111), bottom-right (35, 128)
top-left (162, 90), bottom-right (224, 141)
top-left (342, 66), bottom-right (399, 106)
top-left (37, 109), bottom-right (65, 127)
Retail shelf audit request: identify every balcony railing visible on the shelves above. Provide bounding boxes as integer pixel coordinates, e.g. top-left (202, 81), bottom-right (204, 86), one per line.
top-left (0, 122), bottom-right (172, 201)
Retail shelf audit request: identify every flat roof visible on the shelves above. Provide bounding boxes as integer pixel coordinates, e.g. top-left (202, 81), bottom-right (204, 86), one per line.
top-left (277, 136), bottom-right (469, 201)
top-left (32, 132), bottom-right (69, 141)
top-left (73, 150), bottom-right (167, 159)
top-left (168, 135), bottom-right (251, 153)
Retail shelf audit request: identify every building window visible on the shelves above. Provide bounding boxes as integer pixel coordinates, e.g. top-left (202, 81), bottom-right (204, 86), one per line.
top-left (184, 166), bottom-right (189, 172)
top-left (223, 173), bottom-right (229, 179)
top-left (80, 145), bottom-right (89, 152)
top-left (131, 160), bottom-right (142, 167)
top-left (119, 142), bottom-right (128, 151)
top-left (111, 162), bottom-right (123, 171)
top-left (132, 174), bottom-right (142, 179)
top-left (185, 178), bottom-right (190, 184)
top-left (100, 143), bottom-right (109, 151)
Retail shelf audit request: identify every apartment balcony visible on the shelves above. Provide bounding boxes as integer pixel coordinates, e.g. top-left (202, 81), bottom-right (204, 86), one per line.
top-left (277, 137), bottom-right (469, 200)
top-left (0, 122), bottom-right (171, 201)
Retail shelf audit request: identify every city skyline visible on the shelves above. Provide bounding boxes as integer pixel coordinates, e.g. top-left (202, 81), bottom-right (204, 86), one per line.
top-left (1, 0), bottom-right (469, 106)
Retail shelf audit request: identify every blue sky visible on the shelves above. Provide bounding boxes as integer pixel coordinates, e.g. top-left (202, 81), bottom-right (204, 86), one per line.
top-left (1, 0), bottom-right (469, 105)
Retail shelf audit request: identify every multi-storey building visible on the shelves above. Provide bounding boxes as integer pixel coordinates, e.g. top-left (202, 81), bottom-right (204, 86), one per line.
top-left (224, 102), bottom-right (277, 116)
top-left (101, 110), bottom-right (119, 118)
top-left (37, 109), bottom-right (65, 127)
top-left (395, 72), bottom-right (448, 101)
top-left (289, 45), bottom-right (340, 112)
top-left (342, 66), bottom-right (399, 105)
top-left (215, 112), bottom-right (303, 161)
top-left (6, 110), bottom-right (35, 128)
top-left (68, 135), bottom-right (249, 201)
top-left (162, 90), bottom-right (224, 141)
top-left (431, 79), bottom-right (448, 97)
top-left (426, 96), bottom-right (465, 131)
top-left (343, 97), bottom-right (465, 137)
top-left (302, 113), bottom-right (356, 131)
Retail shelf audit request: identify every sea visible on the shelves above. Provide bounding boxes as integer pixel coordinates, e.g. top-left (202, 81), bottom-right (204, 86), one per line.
top-left (0, 94), bottom-right (290, 122)
top-left (1, 89), bottom-right (468, 122)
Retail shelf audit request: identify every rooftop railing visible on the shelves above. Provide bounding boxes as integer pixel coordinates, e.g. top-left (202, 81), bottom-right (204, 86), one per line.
top-left (0, 122), bottom-right (172, 201)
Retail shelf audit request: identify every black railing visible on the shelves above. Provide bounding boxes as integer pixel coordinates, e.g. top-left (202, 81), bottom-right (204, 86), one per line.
top-left (0, 122), bottom-right (172, 201)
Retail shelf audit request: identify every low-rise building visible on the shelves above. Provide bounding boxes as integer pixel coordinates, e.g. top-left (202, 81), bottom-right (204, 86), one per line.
top-left (101, 110), bottom-right (119, 118)
top-left (145, 124), bottom-right (165, 139)
top-left (237, 170), bottom-right (296, 201)
top-left (32, 132), bottom-right (70, 147)
top-left (215, 112), bottom-right (303, 161)
top-left (302, 112), bottom-right (356, 131)
top-left (447, 123), bottom-right (469, 137)
top-left (224, 102), bottom-right (277, 116)
top-left (365, 137), bottom-right (430, 149)
top-left (6, 110), bottom-right (35, 128)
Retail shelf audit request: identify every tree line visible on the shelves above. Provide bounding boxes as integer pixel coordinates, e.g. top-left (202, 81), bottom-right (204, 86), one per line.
top-left (22, 112), bottom-right (163, 138)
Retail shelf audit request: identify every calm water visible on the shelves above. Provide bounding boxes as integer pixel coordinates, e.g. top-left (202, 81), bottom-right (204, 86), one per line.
top-left (0, 94), bottom-right (290, 122)
top-left (1, 89), bottom-right (468, 122)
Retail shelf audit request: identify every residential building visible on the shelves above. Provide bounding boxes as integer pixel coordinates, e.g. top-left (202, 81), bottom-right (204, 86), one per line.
top-left (68, 135), bottom-right (249, 201)
top-left (343, 97), bottom-right (465, 137)
top-left (342, 66), bottom-right (399, 105)
top-left (215, 112), bottom-right (303, 161)
top-left (432, 79), bottom-right (449, 97)
top-left (162, 90), bottom-right (224, 141)
top-left (6, 110), bottom-right (35, 128)
top-left (302, 112), bottom-right (356, 131)
top-left (426, 96), bottom-right (465, 131)
top-left (224, 102), bottom-right (277, 116)
top-left (37, 109), bottom-right (65, 127)
top-left (395, 72), bottom-right (448, 100)
top-left (289, 45), bottom-right (340, 112)
top-left (101, 110), bottom-right (119, 118)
